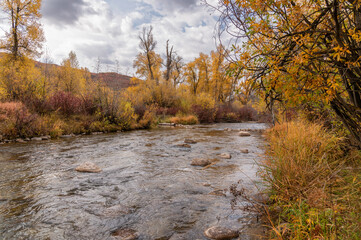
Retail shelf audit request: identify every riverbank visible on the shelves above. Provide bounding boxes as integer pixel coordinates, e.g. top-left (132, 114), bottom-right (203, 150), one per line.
top-left (0, 100), bottom-right (266, 144)
top-left (262, 120), bottom-right (361, 239)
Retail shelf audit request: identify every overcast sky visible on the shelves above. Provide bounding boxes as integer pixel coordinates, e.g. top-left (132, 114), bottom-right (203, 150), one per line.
top-left (34, 0), bottom-right (221, 75)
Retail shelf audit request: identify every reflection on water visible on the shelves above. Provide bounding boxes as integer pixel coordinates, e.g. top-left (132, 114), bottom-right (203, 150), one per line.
top-left (0, 123), bottom-right (267, 240)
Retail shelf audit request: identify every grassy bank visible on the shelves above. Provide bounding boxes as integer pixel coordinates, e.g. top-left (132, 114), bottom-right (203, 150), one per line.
top-left (261, 120), bottom-right (361, 239)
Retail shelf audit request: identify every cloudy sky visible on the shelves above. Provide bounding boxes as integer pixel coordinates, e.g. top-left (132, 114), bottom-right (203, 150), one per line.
top-left (35, 0), bottom-right (222, 75)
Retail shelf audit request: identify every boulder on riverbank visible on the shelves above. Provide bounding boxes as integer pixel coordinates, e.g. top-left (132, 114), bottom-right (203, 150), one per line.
top-left (75, 162), bottom-right (102, 173)
top-left (204, 226), bottom-right (239, 240)
top-left (239, 131), bottom-right (251, 137)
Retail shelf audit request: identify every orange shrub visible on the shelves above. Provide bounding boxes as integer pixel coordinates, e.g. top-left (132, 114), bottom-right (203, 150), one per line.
top-left (170, 115), bottom-right (198, 125)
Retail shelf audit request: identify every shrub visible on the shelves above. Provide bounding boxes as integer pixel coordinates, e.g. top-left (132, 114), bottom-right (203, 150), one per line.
top-left (170, 115), bottom-right (198, 125)
top-left (49, 120), bottom-right (64, 138)
top-left (192, 93), bottom-right (217, 123)
top-left (49, 91), bottom-right (83, 116)
top-left (117, 101), bottom-right (136, 130)
top-left (81, 95), bottom-right (97, 115)
top-left (238, 105), bottom-right (258, 121)
top-left (0, 102), bottom-right (40, 138)
top-left (138, 109), bottom-right (157, 129)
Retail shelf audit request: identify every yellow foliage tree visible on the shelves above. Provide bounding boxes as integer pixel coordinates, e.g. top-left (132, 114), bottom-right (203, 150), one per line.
top-left (0, 0), bottom-right (44, 59)
top-left (57, 51), bottom-right (86, 95)
top-left (0, 56), bottom-right (42, 100)
top-left (216, 0), bottom-right (361, 144)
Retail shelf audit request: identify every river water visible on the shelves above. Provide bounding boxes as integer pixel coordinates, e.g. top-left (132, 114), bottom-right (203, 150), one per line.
top-left (0, 123), bottom-right (267, 240)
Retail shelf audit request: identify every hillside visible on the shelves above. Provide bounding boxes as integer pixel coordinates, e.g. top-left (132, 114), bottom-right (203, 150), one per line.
top-left (0, 53), bottom-right (133, 92)
top-left (90, 72), bottom-right (132, 91)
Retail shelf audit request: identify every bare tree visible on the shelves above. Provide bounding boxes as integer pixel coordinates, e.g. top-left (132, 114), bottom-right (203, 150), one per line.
top-left (163, 40), bottom-right (174, 82)
top-left (139, 26), bottom-right (157, 83)
top-left (172, 55), bottom-right (184, 87)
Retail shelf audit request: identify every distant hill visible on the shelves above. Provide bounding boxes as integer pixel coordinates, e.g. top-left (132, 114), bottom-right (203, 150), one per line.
top-left (0, 53), bottom-right (133, 92)
top-left (91, 72), bottom-right (132, 91)
top-left (34, 60), bottom-right (132, 91)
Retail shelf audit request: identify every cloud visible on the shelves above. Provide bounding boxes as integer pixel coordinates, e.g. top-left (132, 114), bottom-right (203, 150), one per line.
top-left (38, 0), bottom-right (224, 75)
top-left (41, 0), bottom-right (95, 26)
top-left (140, 0), bottom-right (198, 13)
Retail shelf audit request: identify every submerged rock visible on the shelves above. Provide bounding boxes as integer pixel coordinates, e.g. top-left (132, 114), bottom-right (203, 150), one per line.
top-left (184, 139), bottom-right (197, 144)
top-left (219, 153), bottom-right (232, 159)
top-left (169, 233), bottom-right (188, 240)
top-left (111, 228), bottom-right (138, 240)
top-left (239, 131), bottom-right (251, 137)
top-left (176, 143), bottom-right (192, 148)
top-left (209, 190), bottom-right (226, 197)
top-left (102, 204), bottom-right (132, 217)
top-left (204, 226), bottom-right (239, 240)
top-left (191, 158), bottom-right (211, 167)
top-left (75, 162), bottom-right (102, 173)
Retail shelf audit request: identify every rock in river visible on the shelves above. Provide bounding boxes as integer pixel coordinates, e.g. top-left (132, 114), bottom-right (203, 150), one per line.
top-left (219, 153), bottom-right (232, 159)
top-left (111, 228), bottom-right (138, 240)
top-left (204, 226), bottom-right (239, 240)
top-left (102, 204), bottom-right (132, 217)
top-left (191, 158), bottom-right (211, 167)
top-left (184, 139), bottom-right (197, 144)
top-left (240, 149), bottom-right (249, 154)
top-left (239, 131), bottom-right (251, 137)
top-left (176, 143), bottom-right (192, 148)
top-left (75, 162), bottom-right (102, 173)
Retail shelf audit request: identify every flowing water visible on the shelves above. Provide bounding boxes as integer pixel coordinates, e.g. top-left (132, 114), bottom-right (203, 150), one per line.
top-left (0, 123), bottom-right (267, 240)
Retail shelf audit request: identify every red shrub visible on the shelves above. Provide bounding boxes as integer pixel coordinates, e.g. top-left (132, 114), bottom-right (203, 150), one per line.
top-left (215, 104), bottom-right (258, 122)
top-left (49, 91), bottom-right (83, 116)
top-left (0, 102), bottom-right (40, 138)
top-left (192, 105), bottom-right (217, 123)
top-left (81, 95), bottom-right (97, 115)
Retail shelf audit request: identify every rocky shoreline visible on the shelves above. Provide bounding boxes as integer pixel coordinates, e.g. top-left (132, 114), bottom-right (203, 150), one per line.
top-left (0, 123), bottom-right (264, 145)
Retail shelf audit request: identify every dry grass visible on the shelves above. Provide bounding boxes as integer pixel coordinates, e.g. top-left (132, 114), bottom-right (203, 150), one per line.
top-left (261, 119), bottom-right (361, 239)
top-left (169, 115), bottom-right (198, 125)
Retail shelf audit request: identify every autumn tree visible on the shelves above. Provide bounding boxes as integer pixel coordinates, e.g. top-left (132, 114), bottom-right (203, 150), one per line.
top-left (213, 0), bottom-right (361, 146)
top-left (0, 0), bottom-right (44, 60)
top-left (57, 51), bottom-right (85, 94)
top-left (196, 53), bottom-right (211, 93)
top-left (184, 60), bottom-right (201, 95)
top-left (171, 56), bottom-right (184, 87)
top-left (134, 26), bottom-right (162, 84)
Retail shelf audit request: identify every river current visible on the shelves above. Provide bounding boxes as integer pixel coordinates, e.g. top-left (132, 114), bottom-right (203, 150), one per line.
top-left (0, 123), bottom-right (267, 240)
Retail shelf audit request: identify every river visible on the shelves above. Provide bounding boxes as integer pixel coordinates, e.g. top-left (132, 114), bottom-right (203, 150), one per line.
top-left (0, 123), bottom-right (267, 240)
